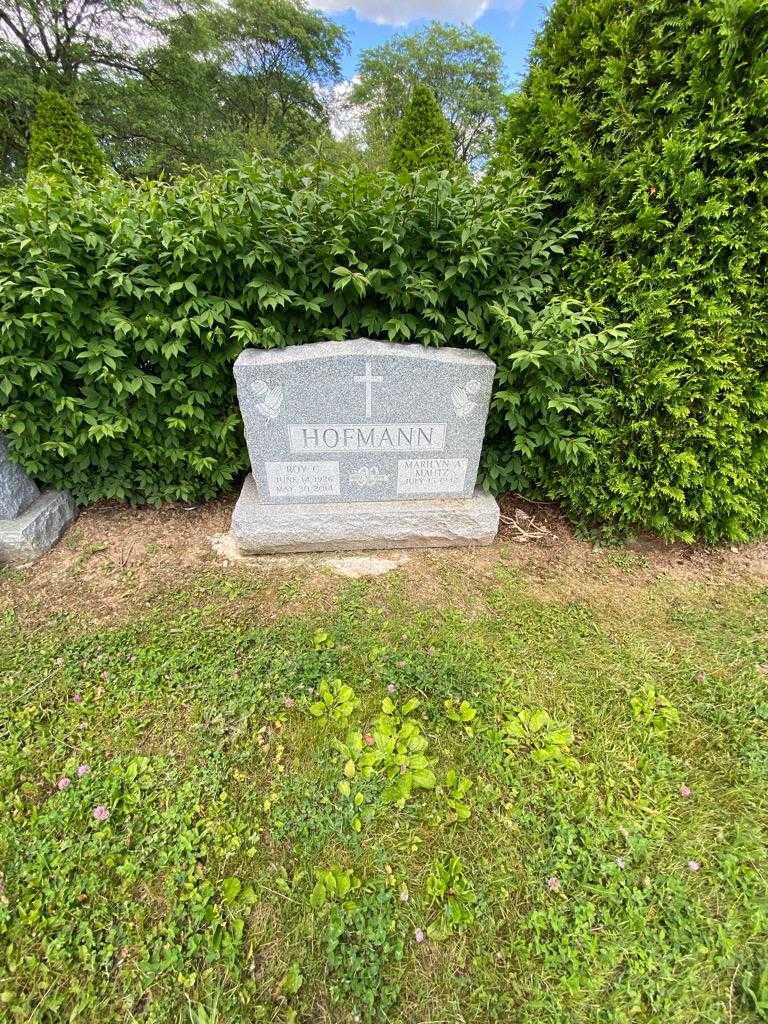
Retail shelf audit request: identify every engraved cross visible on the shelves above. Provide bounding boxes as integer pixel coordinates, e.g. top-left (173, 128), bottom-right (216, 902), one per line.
top-left (354, 361), bottom-right (382, 420)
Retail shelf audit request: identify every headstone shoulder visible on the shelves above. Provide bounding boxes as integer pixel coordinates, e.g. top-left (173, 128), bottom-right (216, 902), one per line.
top-left (234, 338), bottom-right (495, 370)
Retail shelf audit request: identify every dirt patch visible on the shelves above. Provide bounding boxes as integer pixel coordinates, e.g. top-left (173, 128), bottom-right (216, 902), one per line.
top-left (1, 498), bottom-right (233, 626)
top-left (497, 492), bottom-right (768, 591)
top-left (2, 493), bottom-right (767, 627)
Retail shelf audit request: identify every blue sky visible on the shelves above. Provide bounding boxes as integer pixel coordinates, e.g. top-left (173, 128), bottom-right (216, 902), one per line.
top-left (312, 1), bottom-right (552, 87)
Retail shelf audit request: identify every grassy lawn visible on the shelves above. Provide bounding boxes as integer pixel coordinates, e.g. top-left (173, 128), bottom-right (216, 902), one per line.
top-left (1, 539), bottom-right (767, 1023)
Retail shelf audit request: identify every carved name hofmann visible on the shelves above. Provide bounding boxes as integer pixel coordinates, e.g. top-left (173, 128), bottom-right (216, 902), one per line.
top-left (289, 422), bottom-right (446, 455)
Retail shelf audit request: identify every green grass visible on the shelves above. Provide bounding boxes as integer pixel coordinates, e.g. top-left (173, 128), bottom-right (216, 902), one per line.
top-left (1, 568), bottom-right (767, 1023)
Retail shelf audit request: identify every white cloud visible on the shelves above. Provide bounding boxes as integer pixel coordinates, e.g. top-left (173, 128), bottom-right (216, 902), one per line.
top-left (313, 0), bottom-right (491, 27)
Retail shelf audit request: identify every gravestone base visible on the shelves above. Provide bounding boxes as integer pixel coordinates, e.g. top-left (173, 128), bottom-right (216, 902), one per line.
top-left (0, 490), bottom-right (77, 564)
top-left (231, 473), bottom-right (499, 554)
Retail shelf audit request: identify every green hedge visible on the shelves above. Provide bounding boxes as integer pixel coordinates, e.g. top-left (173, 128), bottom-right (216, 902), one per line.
top-left (495, 0), bottom-right (768, 542)
top-left (0, 162), bottom-right (625, 506)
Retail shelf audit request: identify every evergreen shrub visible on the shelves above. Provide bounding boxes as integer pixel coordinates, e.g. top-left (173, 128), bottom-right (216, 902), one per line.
top-left (26, 91), bottom-right (107, 182)
top-left (495, 0), bottom-right (768, 541)
top-left (389, 85), bottom-right (455, 173)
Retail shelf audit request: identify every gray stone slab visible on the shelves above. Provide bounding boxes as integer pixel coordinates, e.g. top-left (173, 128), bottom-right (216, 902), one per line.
top-left (0, 490), bottom-right (77, 564)
top-left (234, 339), bottom-right (495, 506)
top-left (231, 473), bottom-right (499, 554)
top-left (0, 436), bottom-right (40, 519)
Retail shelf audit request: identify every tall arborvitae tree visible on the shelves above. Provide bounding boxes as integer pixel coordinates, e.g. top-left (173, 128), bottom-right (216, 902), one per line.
top-left (26, 90), bottom-right (106, 179)
top-left (495, 0), bottom-right (768, 543)
top-left (388, 84), bottom-right (454, 173)
top-left (351, 22), bottom-right (504, 168)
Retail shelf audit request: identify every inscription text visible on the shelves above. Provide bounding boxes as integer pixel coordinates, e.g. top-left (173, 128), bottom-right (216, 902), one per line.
top-left (289, 422), bottom-right (446, 455)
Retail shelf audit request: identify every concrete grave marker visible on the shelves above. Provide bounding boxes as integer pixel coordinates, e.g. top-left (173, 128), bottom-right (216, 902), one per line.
top-left (230, 339), bottom-right (500, 553)
top-left (0, 437), bottom-right (76, 563)
top-left (0, 436), bottom-right (40, 520)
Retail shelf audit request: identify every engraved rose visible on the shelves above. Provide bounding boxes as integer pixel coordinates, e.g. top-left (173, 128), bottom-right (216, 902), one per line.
top-left (349, 466), bottom-right (389, 487)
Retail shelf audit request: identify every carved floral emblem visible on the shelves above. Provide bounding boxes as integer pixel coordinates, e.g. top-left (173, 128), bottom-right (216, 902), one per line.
top-left (250, 379), bottom-right (283, 420)
top-left (451, 379), bottom-right (484, 418)
top-left (349, 466), bottom-right (390, 487)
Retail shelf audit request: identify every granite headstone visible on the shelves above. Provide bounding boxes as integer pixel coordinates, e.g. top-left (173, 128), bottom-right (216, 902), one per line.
top-left (0, 436), bottom-right (39, 519)
top-left (0, 437), bottom-right (77, 563)
top-left (230, 339), bottom-right (500, 553)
